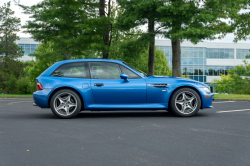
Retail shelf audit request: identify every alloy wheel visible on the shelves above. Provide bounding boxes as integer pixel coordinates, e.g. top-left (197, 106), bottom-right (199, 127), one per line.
top-left (53, 92), bottom-right (77, 116)
top-left (174, 91), bottom-right (198, 114)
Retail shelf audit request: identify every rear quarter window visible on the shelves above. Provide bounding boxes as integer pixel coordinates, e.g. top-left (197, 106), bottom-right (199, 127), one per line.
top-left (51, 62), bottom-right (89, 78)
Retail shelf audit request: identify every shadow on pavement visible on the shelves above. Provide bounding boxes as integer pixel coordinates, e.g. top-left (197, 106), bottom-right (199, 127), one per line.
top-left (0, 110), bottom-right (209, 120)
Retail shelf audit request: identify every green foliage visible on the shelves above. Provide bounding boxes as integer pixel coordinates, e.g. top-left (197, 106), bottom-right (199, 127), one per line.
top-left (0, 1), bottom-right (28, 94)
top-left (213, 60), bottom-right (250, 94)
top-left (18, 0), bottom-right (112, 60)
top-left (4, 74), bottom-right (17, 94)
top-left (16, 77), bottom-right (36, 94)
top-left (157, 0), bottom-right (241, 43)
top-left (0, 57), bottom-right (32, 93)
top-left (4, 75), bottom-right (35, 94)
top-left (116, 0), bottom-right (165, 75)
top-left (0, 1), bottom-right (23, 58)
top-left (109, 28), bottom-right (171, 76)
top-left (154, 49), bottom-right (172, 76)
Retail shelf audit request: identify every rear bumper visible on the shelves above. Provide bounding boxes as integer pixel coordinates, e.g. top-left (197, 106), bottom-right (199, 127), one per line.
top-left (33, 89), bottom-right (52, 108)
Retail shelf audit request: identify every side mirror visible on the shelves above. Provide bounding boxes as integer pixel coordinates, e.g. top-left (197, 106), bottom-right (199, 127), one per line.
top-left (120, 73), bottom-right (129, 82)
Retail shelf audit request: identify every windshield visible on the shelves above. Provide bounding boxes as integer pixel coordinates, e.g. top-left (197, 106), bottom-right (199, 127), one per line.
top-left (122, 61), bottom-right (148, 77)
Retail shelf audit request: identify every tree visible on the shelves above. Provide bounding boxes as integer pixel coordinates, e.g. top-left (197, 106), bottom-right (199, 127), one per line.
top-left (109, 28), bottom-right (171, 76)
top-left (17, 0), bottom-right (111, 60)
top-left (99, 0), bottom-right (115, 59)
top-left (0, 1), bottom-right (23, 58)
top-left (116, 0), bottom-right (165, 75)
top-left (157, 0), bottom-right (245, 77)
top-left (231, 1), bottom-right (250, 42)
top-left (17, 0), bottom-right (122, 59)
top-left (0, 1), bottom-right (24, 92)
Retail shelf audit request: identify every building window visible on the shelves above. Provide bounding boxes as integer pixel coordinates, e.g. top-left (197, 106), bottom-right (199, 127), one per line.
top-left (18, 43), bottom-right (39, 55)
top-left (206, 48), bottom-right (234, 59)
top-left (206, 66), bottom-right (234, 76)
top-left (236, 49), bottom-right (250, 59)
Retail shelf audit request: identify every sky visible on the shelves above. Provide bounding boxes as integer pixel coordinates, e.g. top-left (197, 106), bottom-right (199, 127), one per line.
top-left (1, 0), bottom-right (250, 43)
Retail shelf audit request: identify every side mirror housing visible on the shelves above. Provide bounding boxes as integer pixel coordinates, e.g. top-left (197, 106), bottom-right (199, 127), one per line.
top-left (120, 73), bottom-right (129, 82)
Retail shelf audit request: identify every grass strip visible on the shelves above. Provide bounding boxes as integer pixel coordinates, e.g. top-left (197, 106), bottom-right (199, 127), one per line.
top-left (0, 94), bottom-right (33, 98)
top-left (214, 94), bottom-right (250, 100)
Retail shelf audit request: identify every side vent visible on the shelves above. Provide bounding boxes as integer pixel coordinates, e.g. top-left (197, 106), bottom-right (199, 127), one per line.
top-left (153, 84), bottom-right (168, 87)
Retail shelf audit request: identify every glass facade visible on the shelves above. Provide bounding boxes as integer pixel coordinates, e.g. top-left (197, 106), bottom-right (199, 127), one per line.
top-left (206, 48), bottom-right (234, 59)
top-left (236, 49), bottom-right (250, 59)
top-left (206, 66), bottom-right (233, 76)
top-left (18, 44), bottom-right (39, 55)
top-left (156, 46), bottom-right (235, 84)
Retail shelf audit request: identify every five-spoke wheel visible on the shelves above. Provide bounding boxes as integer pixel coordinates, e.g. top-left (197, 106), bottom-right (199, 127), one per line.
top-left (50, 89), bottom-right (82, 118)
top-left (169, 88), bottom-right (201, 117)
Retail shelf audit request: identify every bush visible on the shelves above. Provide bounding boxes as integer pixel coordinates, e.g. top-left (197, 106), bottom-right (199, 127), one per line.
top-left (3, 75), bottom-right (35, 94)
top-left (16, 77), bottom-right (36, 94)
top-left (4, 74), bottom-right (17, 94)
top-left (213, 60), bottom-right (250, 94)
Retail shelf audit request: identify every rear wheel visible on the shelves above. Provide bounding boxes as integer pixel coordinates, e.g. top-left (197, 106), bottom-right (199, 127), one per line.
top-left (50, 89), bottom-right (82, 119)
top-left (169, 88), bottom-right (201, 117)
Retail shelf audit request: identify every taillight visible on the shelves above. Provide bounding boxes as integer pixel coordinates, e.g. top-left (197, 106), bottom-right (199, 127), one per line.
top-left (37, 82), bottom-right (43, 91)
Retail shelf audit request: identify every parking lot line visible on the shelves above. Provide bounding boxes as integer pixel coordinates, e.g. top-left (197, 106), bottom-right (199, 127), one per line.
top-left (10, 101), bottom-right (34, 104)
top-left (217, 109), bottom-right (250, 113)
top-left (213, 101), bottom-right (235, 103)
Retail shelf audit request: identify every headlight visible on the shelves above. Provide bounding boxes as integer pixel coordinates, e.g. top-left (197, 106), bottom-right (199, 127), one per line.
top-left (201, 87), bottom-right (211, 93)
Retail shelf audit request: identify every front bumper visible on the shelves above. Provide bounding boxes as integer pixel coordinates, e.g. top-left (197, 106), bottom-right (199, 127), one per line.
top-left (202, 93), bottom-right (214, 109)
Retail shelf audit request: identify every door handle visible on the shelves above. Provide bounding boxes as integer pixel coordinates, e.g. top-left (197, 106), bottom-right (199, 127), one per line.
top-left (94, 83), bottom-right (104, 86)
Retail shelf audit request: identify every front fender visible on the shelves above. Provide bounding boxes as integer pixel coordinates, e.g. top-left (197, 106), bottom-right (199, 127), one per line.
top-left (168, 84), bottom-right (213, 109)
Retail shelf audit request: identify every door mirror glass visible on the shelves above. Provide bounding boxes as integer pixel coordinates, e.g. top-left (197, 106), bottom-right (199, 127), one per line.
top-left (120, 73), bottom-right (129, 82)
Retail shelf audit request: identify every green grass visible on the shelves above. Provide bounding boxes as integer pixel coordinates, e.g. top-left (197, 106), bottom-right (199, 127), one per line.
top-left (0, 94), bottom-right (33, 98)
top-left (214, 94), bottom-right (250, 100)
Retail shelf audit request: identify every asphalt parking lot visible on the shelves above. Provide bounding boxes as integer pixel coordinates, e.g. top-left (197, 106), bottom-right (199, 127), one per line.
top-left (0, 98), bottom-right (250, 166)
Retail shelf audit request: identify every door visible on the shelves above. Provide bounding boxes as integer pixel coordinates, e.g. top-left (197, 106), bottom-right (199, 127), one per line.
top-left (89, 62), bottom-right (146, 104)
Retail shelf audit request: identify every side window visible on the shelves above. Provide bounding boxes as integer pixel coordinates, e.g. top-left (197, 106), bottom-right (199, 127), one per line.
top-left (120, 65), bottom-right (141, 79)
top-left (89, 62), bottom-right (121, 79)
top-left (51, 62), bottom-right (88, 78)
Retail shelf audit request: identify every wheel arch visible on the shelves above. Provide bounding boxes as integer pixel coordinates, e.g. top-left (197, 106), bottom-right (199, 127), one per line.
top-left (169, 86), bottom-right (203, 109)
top-left (48, 86), bottom-right (84, 110)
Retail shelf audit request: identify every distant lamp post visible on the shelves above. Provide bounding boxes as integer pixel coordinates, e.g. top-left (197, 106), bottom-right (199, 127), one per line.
top-left (184, 68), bottom-right (187, 78)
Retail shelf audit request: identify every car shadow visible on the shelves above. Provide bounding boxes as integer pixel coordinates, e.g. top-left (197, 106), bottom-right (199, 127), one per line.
top-left (75, 111), bottom-right (208, 119)
top-left (0, 110), bottom-right (209, 120)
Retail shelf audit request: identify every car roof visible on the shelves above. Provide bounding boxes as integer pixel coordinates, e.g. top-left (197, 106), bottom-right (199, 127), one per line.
top-left (56, 59), bottom-right (122, 64)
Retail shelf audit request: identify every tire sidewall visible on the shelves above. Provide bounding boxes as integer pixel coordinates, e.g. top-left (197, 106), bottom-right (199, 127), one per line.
top-left (169, 88), bottom-right (201, 117)
top-left (50, 89), bottom-right (82, 119)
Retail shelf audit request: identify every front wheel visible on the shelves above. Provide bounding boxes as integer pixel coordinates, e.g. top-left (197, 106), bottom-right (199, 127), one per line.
top-left (50, 89), bottom-right (82, 119)
top-left (169, 88), bottom-right (201, 117)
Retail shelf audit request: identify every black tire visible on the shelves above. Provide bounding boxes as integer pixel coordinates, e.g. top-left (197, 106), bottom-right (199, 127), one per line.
top-left (169, 88), bottom-right (201, 117)
top-left (50, 89), bottom-right (82, 119)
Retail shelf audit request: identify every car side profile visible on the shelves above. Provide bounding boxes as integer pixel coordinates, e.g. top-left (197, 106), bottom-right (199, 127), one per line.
top-left (33, 59), bottom-right (213, 118)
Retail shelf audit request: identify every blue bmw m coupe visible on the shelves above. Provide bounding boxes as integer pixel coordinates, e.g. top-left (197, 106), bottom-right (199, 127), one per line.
top-left (33, 59), bottom-right (213, 118)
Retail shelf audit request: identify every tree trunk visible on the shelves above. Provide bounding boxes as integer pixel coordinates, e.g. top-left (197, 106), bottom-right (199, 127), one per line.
top-left (99, 0), bottom-right (110, 59)
top-left (171, 40), bottom-right (181, 77)
top-left (148, 19), bottom-right (155, 76)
